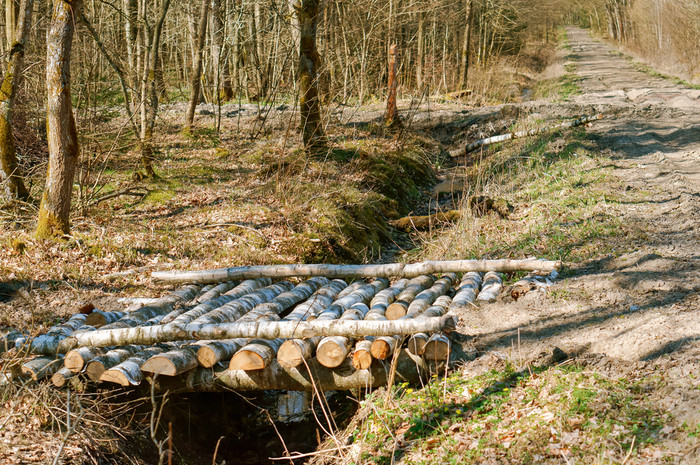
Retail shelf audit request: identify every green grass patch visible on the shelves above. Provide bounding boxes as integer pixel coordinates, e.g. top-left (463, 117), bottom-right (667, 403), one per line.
top-left (340, 364), bottom-right (667, 464)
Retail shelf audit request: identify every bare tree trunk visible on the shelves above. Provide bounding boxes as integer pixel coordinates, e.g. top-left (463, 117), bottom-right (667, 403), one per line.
top-left (140, 0), bottom-right (171, 179)
top-left (123, 0), bottom-right (138, 88)
top-left (185, 0), bottom-right (209, 131)
top-left (383, 44), bottom-right (401, 128)
top-left (416, 13), bottom-right (424, 90)
top-left (36, 0), bottom-right (82, 239)
top-left (298, 0), bottom-right (325, 154)
top-left (0, 0), bottom-right (32, 202)
top-left (458, 0), bottom-right (473, 89)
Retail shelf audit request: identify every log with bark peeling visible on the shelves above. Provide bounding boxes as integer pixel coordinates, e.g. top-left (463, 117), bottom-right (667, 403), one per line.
top-left (386, 275), bottom-right (435, 320)
top-left (449, 272), bottom-right (482, 310)
top-left (21, 355), bottom-right (64, 381)
top-left (23, 314), bottom-right (88, 355)
top-left (152, 259), bottom-right (561, 284)
top-left (476, 271), bottom-right (502, 303)
top-left (390, 211), bottom-right (461, 232)
top-left (156, 349), bottom-right (434, 392)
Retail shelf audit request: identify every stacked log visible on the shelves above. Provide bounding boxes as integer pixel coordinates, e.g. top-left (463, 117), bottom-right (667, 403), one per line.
top-left (386, 275), bottom-right (436, 320)
top-left (476, 271), bottom-right (503, 303)
top-left (407, 295), bottom-right (453, 356)
top-left (230, 278), bottom-right (332, 370)
top-left (317, 302), bottom-right (371, 368)
top-left (85, 310), bottom-right (126, 328)
top-left (101, 345), bottom-right (171, 386)
top-left (22, 314), bottom-right (87, 355)
top-left (449, 272), bottom-right (483, 310)
top-left (21, 355), bottom-right (64, 381)
top-left (510, 270), bottom-right (558, 300)
top-left (85, 345), bottom-right (143, 381)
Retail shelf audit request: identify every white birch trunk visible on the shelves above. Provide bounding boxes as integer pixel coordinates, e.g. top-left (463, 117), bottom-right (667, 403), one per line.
top-left (25, 314), bottom-right (87, 354)
top-left (152, 259), bottom-right (561, 284)
top-left (366, 278), bottom-right (409, 320)
top-left (140, 345), bottom-right (200, 376)
top-left (196, 339), bottom-right (247, 368)
top-left (51, 366), bottom-right (77, 388)
top-left (352, 339), bottom-right (373, 369)
top-left (64, 346), bottom-right (109, 372)
top-left (406, 273), bottom-right (456, 317)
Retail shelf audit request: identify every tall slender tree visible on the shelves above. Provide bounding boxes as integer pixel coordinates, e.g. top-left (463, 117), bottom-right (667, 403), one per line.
top-left (185, 0), bottom-right (210, 131)
top-left (36, 0), bottom-right (82, 238)
top-left (0, 0), bottom-right (32, 202)
top-left (298, 0), bottom-right (325, 153)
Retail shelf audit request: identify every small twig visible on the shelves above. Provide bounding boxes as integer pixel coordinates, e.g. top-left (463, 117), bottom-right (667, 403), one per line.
top-left (87, 186), bottom-right (150, 207)
top-left (621, 435), bottom-right (636, 465)
top-left (212, 435), bottom-right (225, 465)
top-left (268, 446), bottom-right (351, 461)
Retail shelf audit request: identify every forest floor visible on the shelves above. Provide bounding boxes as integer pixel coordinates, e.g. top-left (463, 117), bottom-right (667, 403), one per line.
top-left (0, 27), bottom-right (698, 464)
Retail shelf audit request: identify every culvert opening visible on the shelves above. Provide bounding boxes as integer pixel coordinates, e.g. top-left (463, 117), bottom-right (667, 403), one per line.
top-left (148, 390), bottom-right (358, 465)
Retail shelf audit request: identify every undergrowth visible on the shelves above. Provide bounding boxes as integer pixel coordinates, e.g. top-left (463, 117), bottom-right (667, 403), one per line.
top-left (312, 362), bottom-right (669, 465)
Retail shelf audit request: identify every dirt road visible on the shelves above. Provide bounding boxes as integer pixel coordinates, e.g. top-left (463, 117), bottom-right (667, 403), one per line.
top-left (457, 26), bottom-right (699, 453)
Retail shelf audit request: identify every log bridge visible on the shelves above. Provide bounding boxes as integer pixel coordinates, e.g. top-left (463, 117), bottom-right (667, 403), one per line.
top-left (3, 259), bottom-right (560, 392)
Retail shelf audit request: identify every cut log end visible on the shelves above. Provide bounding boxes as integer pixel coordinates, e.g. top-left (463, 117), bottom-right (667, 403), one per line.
top-left (385, 302), bottom-right (408, 320)
top-left (141, 357), bottom-right (178, 376)
top-left (230, 351), bottom-right (266, 371)
top-left (100, 370), bottom-right (131, 387)
top-left (85, 361), bottom-right (106, 382)
top-left (196, 346), bottom-right (218, 368)
top-left (277, 340), bottom-right (305, 368)
top-left (352, 350), bottom-right (373, 370)
top-left (423, 335), bottom-right (450, 361)
top-left (370, 339), bottom-right (391, 360)
top-left (316, 338), bottom-right (350, 368)
top-left (64, 351), bottom-right (85, 372)
top-left (407, 334), bottom-right (429, 356)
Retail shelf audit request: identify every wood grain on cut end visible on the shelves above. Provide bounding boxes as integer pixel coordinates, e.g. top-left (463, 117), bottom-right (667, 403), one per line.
top-left (100, 370), bottom-right (130, 387)
top-left (407, 333), bottom-right (429, 356)
top-left (385, 301), bottom-right (408, 320)
top-left (85, 360), bottom-right (106, 381)
top-left (230, 350), bottom-right (265, 370)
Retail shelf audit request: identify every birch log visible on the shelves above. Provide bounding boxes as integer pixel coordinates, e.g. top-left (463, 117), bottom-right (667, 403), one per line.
top-left (85, 310), bottom-right (127, 328)
top-left (230, 339), bottom-right (284, 370)
top-left (284, 279), bottom-right (347, 321)
top-left (449, 272), bottom-right (482, 310)
top-left (423, 333), bottom-right (450, 361)
top-left (163, 278), bottom-right (271, 326)
top-left (152, 259), bottom-right (561, 284)
top-left (196, 281), bottom-right (238, 303)
top-left (157, 349), bottom-right (432, 392)
top-left (141, 346), bottom-right (199, 376)
top-left (352, 339), bottom-right (374, 369)
top-left (196, 339), bottom-right (247, 368)
top-left (85, 345), bottom-right (143, 381)
top-left (276, 280), bottom-right (351, 368)
top-left (370, 336), bottom-right (399, 360)
top-left (316, 302), bottom-right (370, 368)
top-left (476, 271), bottom-right (502, 303)
top-left (314, 278), bottom-right (388, 321)
top-left (26, 314), bottom-right (87, 355)
top-left (100, 346), bottom-right (168, 386)
top-left (189, 282), bottom-right (293, 325)
top-left (386, 275), bottom-right (435, 320)
top-left (51, 367), bottom-right (77, 388)
top-left (21, 355), bottom-right (64, 381)
top-left (407, 295), bottom-right (453, 356)
top-left (100, 285), bottom-right (201, 330)
top-left (455, 114), bottom-right (603, 156)
top-left (405, 273), bottom-right (456, 317)
top-left (277, 337), bottom-right (321, 368)
top-left (64, 346), bottom-right (109, 372)
top-left (1, 329), bottom-right (25, 352)
top-left (365, 278), bottom-right (409, 320)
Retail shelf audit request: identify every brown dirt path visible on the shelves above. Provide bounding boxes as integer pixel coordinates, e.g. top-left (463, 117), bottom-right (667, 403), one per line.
top-left (457, 26), bottom-right (700, 458)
